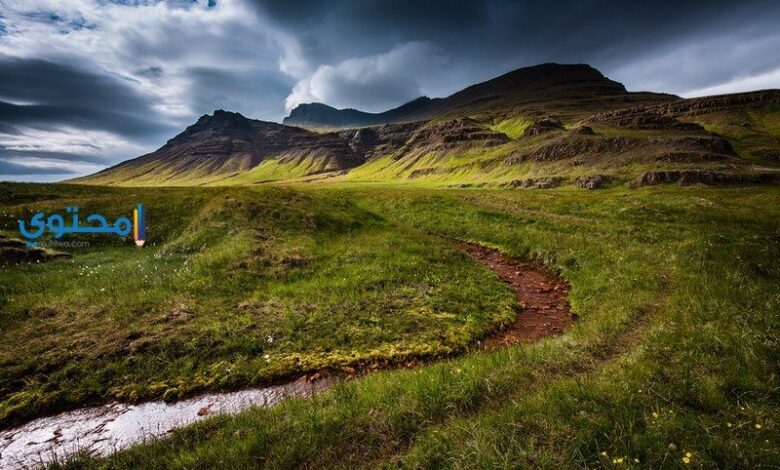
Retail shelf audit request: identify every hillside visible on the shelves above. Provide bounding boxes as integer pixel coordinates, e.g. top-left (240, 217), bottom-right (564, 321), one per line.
top-left (75, 64), bottom-right (780, 187)
top-left (75, 110), bottom-right (367, 186)
top-left (3, 182), bottom-right (780, 468)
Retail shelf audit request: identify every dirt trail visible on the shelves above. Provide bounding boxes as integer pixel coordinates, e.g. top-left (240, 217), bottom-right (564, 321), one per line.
top-left (457, 242), bottom-right (573, 345)
top-left (0, 242), bottom-right (572, 469)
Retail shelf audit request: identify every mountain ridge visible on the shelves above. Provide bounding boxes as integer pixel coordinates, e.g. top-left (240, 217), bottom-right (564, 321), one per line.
top-left (283, 63), bottom-right (637, 129)
top-left (73, 63), bottom-right (780, 187)
top-left (80, 109), bottom-right (366, 185)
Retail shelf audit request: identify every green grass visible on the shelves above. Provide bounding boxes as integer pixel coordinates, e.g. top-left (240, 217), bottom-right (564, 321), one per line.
top-left (1, 183), bottom-right (779, 468)
top-left (212, 158), bottom-right (322, 185)
top-left (0, 183), bottom-right (515, 426)
top-left (76, 104), bottom-right (780, 189)
top-left (684, 105), bottom-right (780, 163)
top-left (489, 115), bottom-right (533, 139)
top-left (78, 155), bottom-right (339, 187)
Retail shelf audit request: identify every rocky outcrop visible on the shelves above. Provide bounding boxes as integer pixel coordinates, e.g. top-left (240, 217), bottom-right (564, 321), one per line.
top-left (508, 136), bottom-right (641, 164)
top-left (586, 107), bottom-right (704, 131)
top-left (649, 90), bottom-right (780, 118)
top-left (502, 177), bottom-right (565, 189)
top-left (359, 122), bottom-right (424, 159)
top-left (629, 170), bottom-right (780, 188)
top-left (506, 131), bottom-right (737, 166)
top-left (339, 127), bottom-right (379, 154)
top-left (571, 125), bottom-right (594, 135)
top-left (585, 91), bottom-right (780, 129)
top-left (405, 118), bottom-right (510, 152)
top-left (575, 174), bottom-right (610, 189)
top-left (523, 118), bottom-right (564, 136)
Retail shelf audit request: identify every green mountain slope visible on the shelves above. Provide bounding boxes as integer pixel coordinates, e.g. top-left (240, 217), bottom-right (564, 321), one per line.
top-left (74, 64), bottom-right (780, 187)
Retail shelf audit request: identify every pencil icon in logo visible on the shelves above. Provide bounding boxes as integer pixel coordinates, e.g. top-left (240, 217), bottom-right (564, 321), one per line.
top-left (133, 203), bottom-right (145, 248)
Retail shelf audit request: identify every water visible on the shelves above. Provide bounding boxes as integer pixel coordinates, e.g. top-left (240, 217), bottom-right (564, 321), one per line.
top-left (0, 377), bottom-right (329, 469)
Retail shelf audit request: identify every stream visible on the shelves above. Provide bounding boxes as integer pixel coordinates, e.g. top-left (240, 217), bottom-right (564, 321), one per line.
top-left (0, 242), bottom-right (572, 469)
top-left (0, 378), bottom-right (329, 469)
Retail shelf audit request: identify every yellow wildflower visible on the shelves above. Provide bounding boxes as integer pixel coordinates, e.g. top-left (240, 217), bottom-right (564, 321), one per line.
top-left (755, 423), bottom-right (762, 429)
top-left (683, 456), bottom-right (691, 464)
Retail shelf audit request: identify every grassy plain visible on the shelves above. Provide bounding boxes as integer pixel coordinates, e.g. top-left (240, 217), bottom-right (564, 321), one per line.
top-left (1, 182), bottom-right (779, 468)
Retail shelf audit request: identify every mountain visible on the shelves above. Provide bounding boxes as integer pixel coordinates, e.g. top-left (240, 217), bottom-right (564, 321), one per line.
top-left (283, 63), bottom-right (647, 129)
top-left (75, 63), bottom-right (780, 187)
top-left (283, 97), bottom-right (434, 129)
top-left (78, 110), bottom-right (367, 186)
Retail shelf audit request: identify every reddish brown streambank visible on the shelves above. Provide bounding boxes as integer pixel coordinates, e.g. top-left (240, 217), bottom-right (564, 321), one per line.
top-left (456, 241), bottom-right (573, 345)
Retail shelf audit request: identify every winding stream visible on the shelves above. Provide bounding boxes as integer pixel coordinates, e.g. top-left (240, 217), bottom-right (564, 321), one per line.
top-left (0, 378), bottom-right (329, 469)
top-left (0, 242), bottom-right (572, 469)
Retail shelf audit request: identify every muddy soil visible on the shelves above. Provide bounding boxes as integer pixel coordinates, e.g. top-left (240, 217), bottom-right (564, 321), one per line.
top-left (457, 242), bottom-right (572, 345)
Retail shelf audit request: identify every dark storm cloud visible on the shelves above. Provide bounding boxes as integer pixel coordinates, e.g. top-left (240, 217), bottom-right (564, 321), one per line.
top-left (186, 67), bottom-right (294, 122)
top-left (254, 0), bottom-right (780, 108)
top-left (0, 57), bottom-right (176, 139)
top-left (1, 0), bottom-right (779, 181)
top-left (0, 56), bottom-right (178, 180)
top-left (254, 0), bottom-right (776, 65)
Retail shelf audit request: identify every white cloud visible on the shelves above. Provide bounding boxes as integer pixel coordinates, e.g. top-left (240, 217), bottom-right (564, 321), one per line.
top-left (0, 0), bottom-right (301, 178)
top-left (609, 27), bottom-right (780, 95)
top-left (0, 0), bottom-right (285, 122)
top-left (284, 42), bottom-right (446, 112)
top-left (1, 0), bottom-right (779, 182)
top-left (681, 67), bottom-right (780, 97)
top-left (0, 126), bottom-right (144, 158)
top-left (2, 156), bottom-right (103, 174)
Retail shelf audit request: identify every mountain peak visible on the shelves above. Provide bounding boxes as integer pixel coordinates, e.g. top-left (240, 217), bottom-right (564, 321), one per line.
top-left (284, 96), bottom-right (436, 129)
top-left (195, 109), bottom-right (248, 124)
top-left (283, 63), bottom-right (627, 129)
top-left (467, 62), bottom-right (626, 94)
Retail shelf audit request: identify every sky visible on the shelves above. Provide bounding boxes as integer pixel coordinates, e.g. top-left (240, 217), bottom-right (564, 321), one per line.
top-left (0, 0), bottom-right (779, 181)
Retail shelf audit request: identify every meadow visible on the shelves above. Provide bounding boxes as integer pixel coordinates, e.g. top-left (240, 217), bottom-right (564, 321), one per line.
top-left (0, 182), bottom-right (778, 468)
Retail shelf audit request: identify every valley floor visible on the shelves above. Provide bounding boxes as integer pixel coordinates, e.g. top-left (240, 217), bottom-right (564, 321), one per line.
top-left (0, 183), bottom-right (778, 468)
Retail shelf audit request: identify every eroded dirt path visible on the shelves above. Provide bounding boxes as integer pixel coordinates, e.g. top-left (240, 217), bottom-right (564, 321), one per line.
top-left (457, 241), bottom-right (573, 345)
top-left (0, 242), bottom-right (572, 469)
